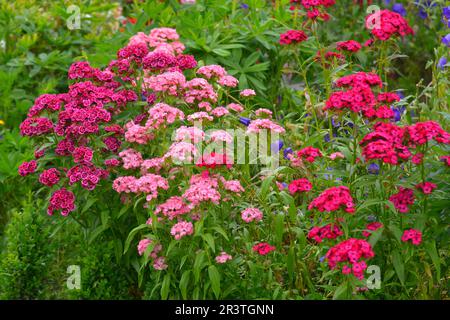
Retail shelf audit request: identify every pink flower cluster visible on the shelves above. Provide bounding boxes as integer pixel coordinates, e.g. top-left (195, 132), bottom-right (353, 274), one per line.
top-left (365, 9), bottom-right (414, 41)
top-left (360, 121), bottom-right (449, 165)
top-left (337, 40), bottom-right (362, 53)
top-left (415, 182), bottom-right (437, 195)
top-left (18, 160), bottom-right (37, 176)
top-left (288, 178), bottom-right (313, 194)
top-left (170, 220), bottom-right (194, 240)
top-left (279, 30), bottom-right (308, 45)
top-left (308, 186), bottom-right (355, 213)
top-left (325, 238), bottom-right (375, 279)
top-left (252, 242), bottom-right (276, 255)
top-left (241, 208), bottom-right (264, 223)
top-left (362, 222), bottom-right (383, 238)
top-left (39, 168), bottom-right (60, 187)
top-left (401, 229), bottom-right (422, 245)
top-left (247, 119), bottom-right (286, 134)
top-left (215, 252), bottom-right (232, 264)
top-left (389, 187), bottom-right (415, 213)
top-left (155, 196), bottom-right (191, 220)
top-left (47, 188), bottom-right (76, 216)
top-left (113, 173), bottom-right (169, 201)
top-left (297, 146), bottom-right (322, 163)
top-left (325, 72), bottom-right (399, 119)
top-left (308, 224), bottom-right (343, 243)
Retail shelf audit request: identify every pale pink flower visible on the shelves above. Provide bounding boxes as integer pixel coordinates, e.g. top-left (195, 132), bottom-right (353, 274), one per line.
top-left (209, 130), bottom-right (233, 144)
top-left (217, 75), bottom-right (238, 87)
top-left (187, 111), bottom-right (214, 122)
top-left (165, 142), bottom-right (198, 162)
top-left (197, 65), bottom-right (227, 79)
top-left (240, 89), bottom-right (256, 97)
top-left (175, 126), bottom-right (205, 143)
top-left (119, 148), bottom-right (143, 169)
top-left (227, 103), bottom-right (244, 113)
top-left (247, 119), bottom-right (285, 134)
top-left (329, 152), bottom-right (345, 160)
top-left (241, 207), bottom-right (263, 223)
top-left (171, 220), bottom-right (194, 240)
top-left (255, 108), bottom-right (273, 118)
top-left (211, 107), bottom-right (229, 118)
top-left (215, 251), bottom-right (232, 264)
top-left (147, 103), bottom-right (185, 129)
top-left (153, 256), bottom-right (168, 270)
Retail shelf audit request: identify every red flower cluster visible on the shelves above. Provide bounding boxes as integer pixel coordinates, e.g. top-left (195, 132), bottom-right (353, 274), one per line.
top-left (362, 222), bottom-right (383, 237)
top-left (288, 178), bottom-right (313, 194)
top-left (315, 50), bottom-right (345, 66)
top-left (407, 121), bottom-right (450, 145)
top-left (365, 9), bottom-right (414, 41)
top-left (325, 72), bottom-right (400, 120)
top-left (297, 146), bottom-right (322, 163)
top-left (47, 188), bottom-right (76, 216)
top-left (337, 40), bottom-right (362, 53)
top-left (360, 121), bottom-right (450, 165)
top-left (39, 168), bottom-right (60, 187)
top-left (289, 0), bottom-right (335, 21)
top-left (308, 186), bottom-right (355, 213)
top-left (415, 182), bottom-right (437, 195)
top-left (308, 223), bottom-right (343, 243)
top-left (279, 30), bottom-right (308, 45)
top-left (18, 160), bottom-right (37, 177)
top-left (196, 152), bottom-right (232, 169)
top-left (401, 229), bottom-right (422, 245)
top-left (360, 122), bottom-right (410, 164)
top-left (252, 242), bottom-right (276, 255)
top-left (325, 238), bottom-right (375, 279)
top-left (389, 187), bottom-right (415, 213)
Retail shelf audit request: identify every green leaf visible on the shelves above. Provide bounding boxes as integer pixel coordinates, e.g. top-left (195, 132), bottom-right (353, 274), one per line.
top-left (333, 282), bottom-right (350, 300)
top-left (208, 265), bottom-right (221, 299)
top-left (259, 175), bottom-right (274, 200)
top-left (392, 249), bottom-right (405, 286)
top-left (201, 233), bottom-right (215, 252)
top-left (88, 225), bottom-right (108, 244)
top-left (161, 274), bottom-right (171, 300)
top-left (274, 214), bottom-right (284, 245)
top-left (179, 270), bottom-right (191, 300)
top-left (123, 224), bottom-right (148, 254)
top-left (194, 251), bottom-right (207, 282)
top-left (368, 228), bottom-right (384, 247)
top-left (425, 241), bottom-right (441, 280)
top-left (287, 246), bottom-right (295, 282)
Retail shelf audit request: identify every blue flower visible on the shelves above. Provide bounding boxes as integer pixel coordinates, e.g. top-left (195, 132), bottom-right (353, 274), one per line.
top-left (442, 34), bottom-right (450, 47)
top-left (271, 140), bottom-right (284, 153)
top-left (240, 3), bottom-right (249, 9)
top-left (393, 3), bottom-right (407, 16)
top-left (239, 117), bottom-right (251, 126)
top-left (368, 163), bottom-right (380, 175)
top-left (438, 57), bottom-right (448, 70)
top-left (319, 256), bottom-right (325, 263)
top-left (283, 147), bottom-right (293, 159)
top-left (331, 118), bottom-right (341, 128)
top-left (141, 93), bottom-right (147, 101)
top-left (443, 6), bottom-right (450, 20)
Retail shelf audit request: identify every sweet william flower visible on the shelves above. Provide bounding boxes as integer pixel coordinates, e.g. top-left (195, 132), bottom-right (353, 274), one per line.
top-left (252, 242), bottom-right (276, 255)
top-left (401, 229), bottom-right (422, 245)
top-left (215, 252), bottom-right (232, 264)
